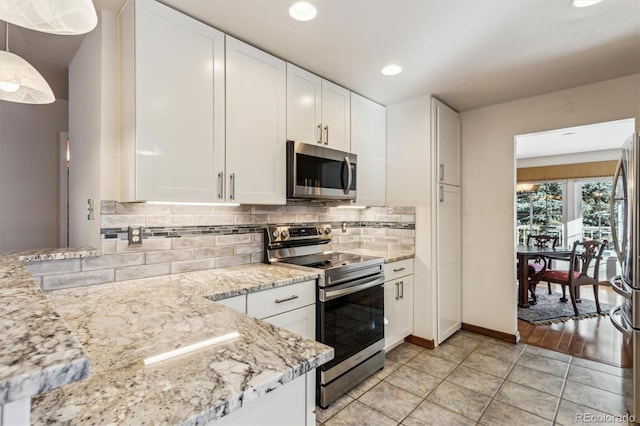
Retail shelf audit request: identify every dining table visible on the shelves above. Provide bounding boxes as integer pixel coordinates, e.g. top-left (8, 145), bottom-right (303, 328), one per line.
top-left (517, 244), bottom-right (573, 308)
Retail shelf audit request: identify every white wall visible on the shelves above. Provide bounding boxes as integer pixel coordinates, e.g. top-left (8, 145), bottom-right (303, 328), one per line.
top-left (0, 101), bottom-right (68, 251)
top-left (68, 10), bottom-right (118, 248)
top-left (460, 74), bottom-right (640, 336)
top-left (386, 96), bottom-right (436, 340)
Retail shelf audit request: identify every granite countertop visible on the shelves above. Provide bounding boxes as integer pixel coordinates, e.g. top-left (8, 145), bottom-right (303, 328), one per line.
top-left (345, 248), bottom-right (414, 263)
top-left (30, 264), bottom-right (333, 425)
top-left (0, 248), bottom-right (100, 406)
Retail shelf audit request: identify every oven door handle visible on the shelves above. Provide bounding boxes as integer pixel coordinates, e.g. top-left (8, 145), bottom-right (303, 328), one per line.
top-left (320, 275), bottom-right (384, 302)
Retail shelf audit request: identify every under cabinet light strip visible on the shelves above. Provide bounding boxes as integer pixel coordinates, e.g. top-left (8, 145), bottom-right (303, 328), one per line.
top-left (144, 331), bottom-right (240, 366)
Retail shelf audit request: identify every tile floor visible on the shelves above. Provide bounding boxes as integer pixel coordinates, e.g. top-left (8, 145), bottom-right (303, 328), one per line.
top-left (316, 330), bottom-right (632, 425)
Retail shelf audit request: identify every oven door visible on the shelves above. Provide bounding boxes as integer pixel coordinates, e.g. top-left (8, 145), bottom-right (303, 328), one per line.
top-left (317, 275), bottom-right (385, 375)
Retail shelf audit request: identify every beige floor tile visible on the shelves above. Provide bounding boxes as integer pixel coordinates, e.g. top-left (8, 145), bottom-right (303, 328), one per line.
top-left (383, 365), bottom-right (441, 398)
top-left (446, 364), bottom-right (504, 397)
top-left (570, 357), bottom-right (625, 377)
top-left (374, 359), bottom-right (402, 380)
top-left (507, 364), bottom-right (565, 397)
top-left (324, 400), bottom-right (397, 426)
top-left (402, 400), bottom-right (475, 426)
top-left (494, 381), bottom-right (559, 420)
top-left (562, 380), bottom-right (627, 416)
top-left (405, 351), bottom-right (458, 379)
top-left (345, 375), bottom-right (380, 399)
top-left (524, 344), bottom-right (572, 363)
top-left (443, 330), bottom-right (486, 351)
top-left (385, 342), bottom-right (423, 364)
top-left (426, 380), bottom-right (491, 421)
top-left (316, 394), bottom-right (354, 423)
top-left (479, 400), bottom-right (552, 426)
top-left (567, 364), bottom-right (627, 396)
top-left (358, 381), bottom-right (422, 422)
top-left (516, 351), bottom-right (569, 377)
top-left (474, 339), bottom-right (526, 363)
top-left (460, 352), bottom-right (514, 378)
top-left (554, 399), bottom-right (629, 426)
top-left (426, 341), bottom-right (474, 363)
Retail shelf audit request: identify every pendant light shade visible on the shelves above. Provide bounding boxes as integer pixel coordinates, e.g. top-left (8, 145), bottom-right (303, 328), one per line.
top-left (0, 0), bottom-right (97, 35)
top-left (0, 50), bottom-right (55, 104)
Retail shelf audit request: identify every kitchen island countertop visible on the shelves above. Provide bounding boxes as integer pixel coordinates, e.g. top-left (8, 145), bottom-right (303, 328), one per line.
top-left (29, 263), bottom-right (332, 425)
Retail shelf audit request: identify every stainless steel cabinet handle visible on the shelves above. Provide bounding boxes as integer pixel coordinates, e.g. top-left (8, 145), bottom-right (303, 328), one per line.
top-left (324, 125), bottom-right (329, 145)
top-left (439, 184), bottom-right (444, 202)
top-left (439, 163), bottom-right (445, 182)
top-left (275, 295), bottom-right (299, 304)
top-left (393, 267), bottom-right (405, 273)
top-left (344, 156), bottom-right (352, 195)
top-left (395, 282), bottom-right (399, 301)
top-left (229, 173), bottom-right (235, 200)
top-left (217, 171), bottom-right (224, 199)
top-left (317, 124), bottom-right (322, 144)
top-left (399, 280), bottom-right (404, 299)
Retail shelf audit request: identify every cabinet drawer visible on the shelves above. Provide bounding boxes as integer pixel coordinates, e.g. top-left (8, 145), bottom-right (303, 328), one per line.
top-left (263, 304), bottom-right (316, 340)
top-left (247, 280), bottom-right (316, 319)
top-left (384, 259), bottom-right (414, 281)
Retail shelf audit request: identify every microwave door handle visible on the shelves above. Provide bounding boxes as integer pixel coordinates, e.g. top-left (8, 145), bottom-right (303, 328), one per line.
top-left (610, 156), bottom-right (626, 264)
top-left (344, 156), bottom-right (352, 195)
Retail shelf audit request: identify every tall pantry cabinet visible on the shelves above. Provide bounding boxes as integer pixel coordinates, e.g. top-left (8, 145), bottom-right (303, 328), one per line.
top-left (433, 98), bottom-right (462, 344)
top-left (386, 96), bottom-right (461, 346)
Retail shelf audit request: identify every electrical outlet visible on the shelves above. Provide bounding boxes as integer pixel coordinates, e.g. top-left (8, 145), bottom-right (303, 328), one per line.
top-left (128, 226), bottom-right (143, 246)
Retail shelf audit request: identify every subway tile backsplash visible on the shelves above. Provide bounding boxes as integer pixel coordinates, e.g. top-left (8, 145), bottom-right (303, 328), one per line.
top-left (29, 201), bottom-right (415, 291)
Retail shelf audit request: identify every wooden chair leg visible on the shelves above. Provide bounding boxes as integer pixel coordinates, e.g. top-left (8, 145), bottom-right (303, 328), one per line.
top-left (593, 284), bottom-right (601, 314)
top-left (547, 282), bottom-right (552, 295)
top-left (568, 284), bottom-right (579, 316)
top-left (560, 284), bottom-right (568, 302)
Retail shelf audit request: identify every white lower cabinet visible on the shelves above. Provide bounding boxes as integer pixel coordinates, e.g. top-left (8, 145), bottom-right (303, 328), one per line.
top-left (384, 259), bottom-right (414, 350)
top-left (214, 279), bottom-right (317, 424)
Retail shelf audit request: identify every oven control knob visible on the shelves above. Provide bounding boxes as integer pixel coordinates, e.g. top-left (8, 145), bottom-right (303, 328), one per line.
top-left (324, 228), bottom-right (331, 235)
top-left (281, 230), bottom-right (289, 238)
top-left (271, 230), bottom-right (279, 239)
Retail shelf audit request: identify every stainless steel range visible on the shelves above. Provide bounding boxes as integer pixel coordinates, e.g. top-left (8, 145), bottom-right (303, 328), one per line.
top-left (264, 224), bottom-right (385, 408)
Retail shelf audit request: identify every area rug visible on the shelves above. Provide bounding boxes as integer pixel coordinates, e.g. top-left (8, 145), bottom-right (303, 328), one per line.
top-left (518, 291), bottom-right (615, 325)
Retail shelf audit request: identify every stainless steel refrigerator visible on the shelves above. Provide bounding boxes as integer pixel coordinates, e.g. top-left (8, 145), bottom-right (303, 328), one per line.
top-left (609, 133), bottom-right (639, 420)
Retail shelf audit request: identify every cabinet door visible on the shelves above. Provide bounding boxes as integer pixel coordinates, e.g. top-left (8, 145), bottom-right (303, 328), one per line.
top-left (262, 304), bottom-right (316, 340)
top-left (226, 36), bottom-right (286, 205)
top-left (433, 98), bottom-right (460, 187)
top-left (135, 0), bottom-right (225, 201)
top-left (287, 63), bottom-right (322, 145)
top-left (321, 80), bottom-right (351, 152)
top-left (396, 275), bottom-right (413, 339)
top-left (351, 93), bottom-right (386, 206)
top-left (437, 184), bottom-right (461, 344)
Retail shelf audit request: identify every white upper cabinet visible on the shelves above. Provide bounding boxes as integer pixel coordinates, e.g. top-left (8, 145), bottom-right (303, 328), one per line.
top-left (225, 36), bottom-right (286, 205)
top-left (351, 93), bottom-right (386, 206)
top-left (287, 64), bottom-right (351, 151)
top-left (434, 98), bottom-right (461, 187)
top-left (119, 0), bottom-right (225, 202)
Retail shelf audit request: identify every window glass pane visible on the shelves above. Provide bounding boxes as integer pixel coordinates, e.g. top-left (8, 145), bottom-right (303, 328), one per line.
top-left (516, 182), bottom-right (564, 244)
top-left (581, 180), bottom-right (612, 249)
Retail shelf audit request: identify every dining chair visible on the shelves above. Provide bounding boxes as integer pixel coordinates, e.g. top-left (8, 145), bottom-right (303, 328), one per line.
top-left (526, 234), bottom-right (559, 298)
top-left (542, 239), bottom-right (607, 316)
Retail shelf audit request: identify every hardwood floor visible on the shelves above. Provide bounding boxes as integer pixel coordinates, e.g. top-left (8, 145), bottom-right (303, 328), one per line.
top-left (518, 282), bottom-right (633, 368)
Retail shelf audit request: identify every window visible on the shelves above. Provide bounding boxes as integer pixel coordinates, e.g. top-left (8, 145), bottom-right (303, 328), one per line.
top-left (516, 182), bottom-right (564, 245)
top-left (580, 180), bottom-right (612, 248)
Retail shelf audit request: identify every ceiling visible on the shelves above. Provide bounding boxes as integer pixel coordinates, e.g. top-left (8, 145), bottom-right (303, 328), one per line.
top-left (1, 0), bottom-right (639, 110)
top-left (515, 118), bottom-right (635, 159)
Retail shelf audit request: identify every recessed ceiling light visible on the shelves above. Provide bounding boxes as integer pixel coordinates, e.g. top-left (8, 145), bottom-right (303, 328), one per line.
top-left (381, 64), bottom-right (402, 76)
top-left (571, 0), bottom-right (604, 7)
top-left (289, 1), bottom-right (318, 21)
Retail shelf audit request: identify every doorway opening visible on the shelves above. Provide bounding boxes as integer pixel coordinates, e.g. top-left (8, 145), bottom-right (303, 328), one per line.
top-left (514, 118), bottom-right (634, 367)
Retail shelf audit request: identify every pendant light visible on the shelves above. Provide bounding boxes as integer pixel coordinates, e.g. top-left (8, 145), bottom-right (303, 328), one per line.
top-left (0, 0), bottom-right (97, 35)
top-left (0, 22), bottom-right (55, 104)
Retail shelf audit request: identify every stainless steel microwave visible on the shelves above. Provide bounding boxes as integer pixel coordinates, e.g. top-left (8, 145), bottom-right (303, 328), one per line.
top-left (286, 140), bottom-right (357, 201)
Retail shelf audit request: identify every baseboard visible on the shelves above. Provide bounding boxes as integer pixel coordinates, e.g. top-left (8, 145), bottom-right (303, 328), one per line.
top-left (462, 323), bottom-right (521, 344)
top-left (404, 335), bottom-right (435, 349)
